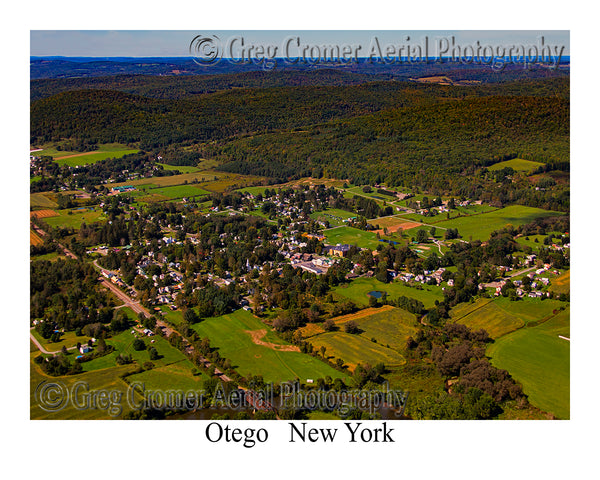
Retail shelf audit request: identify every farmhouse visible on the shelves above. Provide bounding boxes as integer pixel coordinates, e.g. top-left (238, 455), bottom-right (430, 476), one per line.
top-left (111, 185), bottom-right (136, 193)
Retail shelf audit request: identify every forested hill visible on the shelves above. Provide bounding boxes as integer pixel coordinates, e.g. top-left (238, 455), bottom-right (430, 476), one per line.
top-left (31, 77), bottom-right (568, 149)
top-left (30, 75), bottom-right (569, 202)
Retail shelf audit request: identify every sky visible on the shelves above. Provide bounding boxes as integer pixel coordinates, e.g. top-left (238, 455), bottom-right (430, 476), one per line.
top-left (30, 30), bottom-right (570, 57)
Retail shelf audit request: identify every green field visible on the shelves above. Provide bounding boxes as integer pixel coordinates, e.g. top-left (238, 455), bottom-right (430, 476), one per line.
top-left (35, 143), bottom-right (139, 167)
top-left (450, 296), bottom-right (567, 338)
top-left (310, 209), bottom-right (358, 227)
top-left (146, 184), bottom-right (211, 199)
top-left (487, 158), bottom-right (545, 173)
top-left (333, 277), bottom-right (444, 309)
top-left (192, 309), bottom-right (348, 383)
top-left (324, 226), bottom-right (381, 249)
top-left (44, 208), bottom-right (106, 229)
top-left (400, 204), bottom-right (497, 224)
top-left (81, 330), bottom-right (190, 372)
top-left (432, 205), bottom-right (563, 242)
top-left (31, 329), bottom-right (91, 354)
top-left (308, 332), bottom-right (407, 370)
top-left (126, 359), bottom-right (208, 391)
top-left (487, 308), bottom-right (570, 419)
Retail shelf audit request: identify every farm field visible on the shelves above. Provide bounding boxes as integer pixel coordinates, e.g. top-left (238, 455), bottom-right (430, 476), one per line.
top-left (44, 208), bottom-right (106, 229)
top-left (487, 307), bottom-right (570, 419)
top-left (550, 271), bottom-right (570, 295)
top-left (308, 331), bottom-right (407, 370)
top-left (348, 307), bottom-right (420, 351)
top-left (30, 209), bottom-right (58, 219)
top-left (333, 277), bottom-right (444, 309)
top-left (107, 171), bottom-right (263, 192)
top-left (324, 226), bottom-right (381, 249)
top-left (157, 163), bottom-right (201, 173)
top-left (30, 192), bottom-right (58, 209)
top-left (432, 205), bottom-right (563, 242)
top-left (35, 143), bottom-right (139, 167)
top-left (192, 309), bottom-right (348, 383)
top-left (30, 229), bottom-right (43, 246)
top-left (400, 204), bottom-right (498, 224)
top-left (450, 296), bottom-right (567, 338)
top-left (146, 184), bottom-right (211, 199)
top-left (487, 158), bottom-right (545, 173)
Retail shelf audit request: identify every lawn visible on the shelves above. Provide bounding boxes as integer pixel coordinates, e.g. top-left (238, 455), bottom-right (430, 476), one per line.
top-left (333, 277), bottom-right (444, 309)
top-left (432, 205), bottom-right (563, 242)
top-left (44, 208), bottom-right (106, 229)
top-left (308, 332), bottom-right (407, 370)
top-left (192, 309), bottom-right (348, 384)
top-left (487, 307), bottom-right (570, 419)
top-left (31, 329), bottom-right (92, 354)
top-left (487, 158), bottom-right (546, 173)
top-left (324, 226), bottom-right (381, 249)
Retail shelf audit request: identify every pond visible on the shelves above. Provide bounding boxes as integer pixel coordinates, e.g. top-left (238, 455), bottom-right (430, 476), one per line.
top-left (367, 290), bottom-right (387, 299)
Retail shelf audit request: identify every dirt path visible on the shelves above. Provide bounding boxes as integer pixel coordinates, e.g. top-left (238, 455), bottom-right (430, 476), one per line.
top-left (245, 329), bottom-right (300, 352)
top-left (54, 151), bottom-right (98, 160)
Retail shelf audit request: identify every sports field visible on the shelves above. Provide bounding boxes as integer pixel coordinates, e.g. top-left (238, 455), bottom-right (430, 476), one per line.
top-left (308, 332), bottom-right (407, 370)
top-left (487, 308), bottom-right (570, 419)
top-left (487, 158), bottom-right (545, 173)
top-left (324, 226), bottom-right (381, 249)
top-left (333, 277), bottom-right (444, 309)
top-left (432, 205), bottom-right (563, 242)
top-left (192, 309), bottom-right (348, 383)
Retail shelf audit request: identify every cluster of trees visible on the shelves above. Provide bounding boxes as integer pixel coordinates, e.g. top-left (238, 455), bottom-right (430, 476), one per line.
top-left (407, 323), bottom-right (525, 419)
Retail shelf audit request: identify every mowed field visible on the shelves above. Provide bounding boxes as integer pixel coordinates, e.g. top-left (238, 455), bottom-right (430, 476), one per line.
top-left (310, 209), bottom-right (357, 227)
top-left (487, 308), bottom-right (570, 419)
top-left (450, 296), bottom-right (567, 338)
top-left (487, 158), bottom-right (546, 173)
top-left (324, 226), bottom-right (381, 250)
top-left (126, 359), bottom-right (209, 391)
top-left (367, 215), bottom-right (422, 234)
top-left (432, 205), bottom-right (563, 241)
top-left (333, 277), bottom-right (444, 309)
top-left (192, 309), bottom-right (348, 383)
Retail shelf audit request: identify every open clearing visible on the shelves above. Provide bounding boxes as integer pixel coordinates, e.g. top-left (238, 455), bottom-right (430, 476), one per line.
top-left (126, 359), bottom-right (209, 391)
top-left (30, 209), bottom-right (58, 218)
top-left (487, 307), bottom-right (570, 419)
top-left (333, 277), bottom-right (443, 309)
top-left (310, 208), bottom-right (357, 227)
top-left (432, 205), bottom-right (563, 242)
top-left (36, 143), bottom-right (139, 167)
top-left (192, 309), bottom-right (347, 383)
top-left (308, 332), bottom-right (407, 370)
top-left (349, 307), bottom-right (419, 351)
top-left (487, 158), bottom-right (546, 173)
top-left (367, 215), bottom-right (422, 235)
top-left (246, 329), bottom-right (300, 352)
